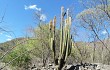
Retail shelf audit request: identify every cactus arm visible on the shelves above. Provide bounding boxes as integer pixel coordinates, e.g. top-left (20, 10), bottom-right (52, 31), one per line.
top-left (62, 19), bottom-right (67, 56)
top-left (68, 35), bottom-right (72, 56)
top-left (60, 7), bottom-right (64, 55)
top-left (49, 17), bottom-right (57, 65)
top-left (49, 20), bottom-right (53, 50)
top-left (65, 29), bottom-right (70, 61)
top-left (53, 16), bottom-right (57, 65)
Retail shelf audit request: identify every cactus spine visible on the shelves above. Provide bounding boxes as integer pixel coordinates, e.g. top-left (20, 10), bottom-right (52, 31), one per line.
top-left (49, 7), bottom-right (72, 70)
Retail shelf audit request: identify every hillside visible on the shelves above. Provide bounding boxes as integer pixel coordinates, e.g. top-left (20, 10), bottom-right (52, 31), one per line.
top-left (0, 37), bottom-right (110, 70)
top-left (0, 38), bottom-right (27, 52)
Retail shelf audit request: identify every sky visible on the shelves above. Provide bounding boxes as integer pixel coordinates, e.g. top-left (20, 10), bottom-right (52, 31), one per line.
top-left (0, 0), bottom-right (107, 43)
top-left (0, 0), bottom-right (83, 43)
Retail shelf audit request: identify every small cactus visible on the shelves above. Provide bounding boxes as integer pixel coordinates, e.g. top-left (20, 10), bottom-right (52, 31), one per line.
top-left (49, 7), bottom-right (72, 70)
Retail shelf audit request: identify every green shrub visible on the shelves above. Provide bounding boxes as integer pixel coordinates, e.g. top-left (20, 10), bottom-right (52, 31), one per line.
top-left (3, 46), bottom-right (31, 69)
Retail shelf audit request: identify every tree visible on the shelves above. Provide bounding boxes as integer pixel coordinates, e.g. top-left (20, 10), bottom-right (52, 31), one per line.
top-left (33, 24), bottom-right (51, 67)
top-left (76, 0), bottom-right (110, 64)
top-left (27, 22), bottom-right (60, 67)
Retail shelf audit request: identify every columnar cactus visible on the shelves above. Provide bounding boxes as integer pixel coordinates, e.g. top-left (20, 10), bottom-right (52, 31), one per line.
top-left (49, 7), bottom-right (72, 70)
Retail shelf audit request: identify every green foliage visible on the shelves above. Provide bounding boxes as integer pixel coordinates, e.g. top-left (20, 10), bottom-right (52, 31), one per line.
top-left (3, 46), bottom-right (31, 68)
top-left (31, 23), bottom-right (60, 57)
top-left (71, 42), bottom-right (92, 63)
top-left (32, 24), bottom-right (51, 58)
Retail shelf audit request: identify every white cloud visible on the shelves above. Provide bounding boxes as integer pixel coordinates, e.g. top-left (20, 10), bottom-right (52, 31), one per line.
top-left (24, 4), bottom-right (47, 21)
top-left (5, 35), bottom-right (12, 38)
top-left (24, 5), bottom-right (41, 11)
top-left (40, 14), bottom-right (47, 21)
top-left (6, 38), bottom-right (12, 41)
top-left (0, 32), bottom-right (3, 35)
top-left (5, 35), bottom-right (13, 41)
top-left (102, 30), bottom-right (107, 35)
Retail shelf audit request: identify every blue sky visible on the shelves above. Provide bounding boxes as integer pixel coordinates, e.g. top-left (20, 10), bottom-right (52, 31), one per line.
top-left (0, 0), bottom-right (84, 43)
top-left (2, 0), bottom-right (106, 43)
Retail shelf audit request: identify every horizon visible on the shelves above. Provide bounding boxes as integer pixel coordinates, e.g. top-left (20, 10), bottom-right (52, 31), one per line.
top-left (0, 0), bottom-right (108, 43)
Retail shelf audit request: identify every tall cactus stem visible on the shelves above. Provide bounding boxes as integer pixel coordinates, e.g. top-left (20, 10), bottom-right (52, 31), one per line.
top-left (60, 6), bottom-right (64, 56)
top-left (49, 7), bottom-right (72, 70)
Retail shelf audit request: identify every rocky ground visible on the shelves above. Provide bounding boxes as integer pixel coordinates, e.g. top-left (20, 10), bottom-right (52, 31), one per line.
top-left (30, 63), bottom-right (110, 70)
top-left (0, 62), bottom-right (110, 70)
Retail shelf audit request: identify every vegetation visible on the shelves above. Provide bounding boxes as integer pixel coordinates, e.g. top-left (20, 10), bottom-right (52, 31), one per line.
top-left (3, 46), bottom-right (31, 69)
top-left (49, 7), bottom-right (72, 70)
top-left (1, 0), bottom-right (110, 70)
